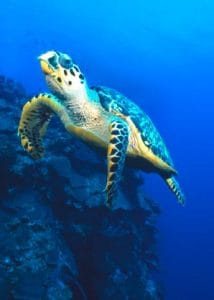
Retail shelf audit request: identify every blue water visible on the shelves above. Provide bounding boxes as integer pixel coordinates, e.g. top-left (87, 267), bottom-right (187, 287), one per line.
top-left (1, 1), bottom-right (214, 299)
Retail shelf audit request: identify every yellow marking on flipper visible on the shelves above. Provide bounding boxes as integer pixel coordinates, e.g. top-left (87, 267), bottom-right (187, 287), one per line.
top-left (112, 111), bottom-right (177, 175)
top-left (165, 177), bottom-right (185, 206)
top-left (106, 139), bottom-right (117, 206)
top-left (105, 120), bottom-right (129, 208)
top-left (18, 93), bottom-right (73, 159)
top-left (19, 94), bottom-right (52, 158)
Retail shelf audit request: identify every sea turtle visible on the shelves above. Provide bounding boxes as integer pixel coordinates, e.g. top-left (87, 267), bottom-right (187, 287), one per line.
top-left (18, 50), bottom-right (185, 207)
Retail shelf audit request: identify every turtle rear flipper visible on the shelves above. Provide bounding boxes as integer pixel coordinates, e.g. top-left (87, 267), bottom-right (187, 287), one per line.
top-left (164, 176), bottom-right (185, 206)
top-left (18, 93), bottom-right (71, 159)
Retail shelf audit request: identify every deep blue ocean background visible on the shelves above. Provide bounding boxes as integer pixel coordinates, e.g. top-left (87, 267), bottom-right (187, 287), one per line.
top-left (0, 1), bottom-right (214, 299)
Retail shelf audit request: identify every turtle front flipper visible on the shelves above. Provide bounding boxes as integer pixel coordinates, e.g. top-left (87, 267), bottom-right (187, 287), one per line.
top-left (106, 119), bottom-right (129, 208)
top-left (18, 93), bottom-right (72, 159)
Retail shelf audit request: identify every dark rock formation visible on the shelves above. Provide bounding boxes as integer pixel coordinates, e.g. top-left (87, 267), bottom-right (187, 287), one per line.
top-left (0, 76), bottom-right (163, 299)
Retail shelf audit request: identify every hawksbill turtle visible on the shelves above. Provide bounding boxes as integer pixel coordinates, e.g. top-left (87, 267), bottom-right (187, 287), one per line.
top-left (18, 50), bottom-right (185, 207)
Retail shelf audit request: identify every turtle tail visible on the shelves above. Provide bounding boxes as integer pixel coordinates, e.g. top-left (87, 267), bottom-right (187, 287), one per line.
top-left (165, 176), bottom-right (185, 206)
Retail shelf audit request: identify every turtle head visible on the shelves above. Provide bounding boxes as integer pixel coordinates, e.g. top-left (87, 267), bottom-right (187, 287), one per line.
top-left (38, 51), bottom-right (86, 99)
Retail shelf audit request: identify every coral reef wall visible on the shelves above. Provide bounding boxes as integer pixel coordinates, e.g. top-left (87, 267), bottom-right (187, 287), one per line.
top-left (0, 76), bottom-right (163, 299)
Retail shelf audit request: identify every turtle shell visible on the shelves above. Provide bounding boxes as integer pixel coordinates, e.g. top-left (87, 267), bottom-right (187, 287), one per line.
top-left (92, 86), bottom-right (174, 168)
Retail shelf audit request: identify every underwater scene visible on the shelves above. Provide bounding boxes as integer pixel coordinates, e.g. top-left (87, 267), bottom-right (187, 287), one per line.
top-left (0, 0), bottom-right (214, 299)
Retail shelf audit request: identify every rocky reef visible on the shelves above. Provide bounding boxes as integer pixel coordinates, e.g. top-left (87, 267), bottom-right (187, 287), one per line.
top-left (0, 76), bottom-right (163, 299)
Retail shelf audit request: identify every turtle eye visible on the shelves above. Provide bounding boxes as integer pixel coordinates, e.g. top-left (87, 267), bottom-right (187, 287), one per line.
top-left (59, 54), bottom-right (73, 69)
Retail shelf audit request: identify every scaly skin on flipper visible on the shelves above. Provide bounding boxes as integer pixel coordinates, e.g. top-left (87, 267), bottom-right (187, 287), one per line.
top-left (165, 177), bottom-right (185, 205)
top-left (19, 50), bottom-right (185, 207)
top-left (18, 93), bottom-right (57, 159)
top-left (106, 119), bottom-right (129, 208)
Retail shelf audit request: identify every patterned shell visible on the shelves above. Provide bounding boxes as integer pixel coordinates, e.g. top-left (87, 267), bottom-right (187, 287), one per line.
top-left (92, 86), bottom-right (174, 168)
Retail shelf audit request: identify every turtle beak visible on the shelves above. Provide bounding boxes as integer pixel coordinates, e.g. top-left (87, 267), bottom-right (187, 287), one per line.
top-left (39, 59), bottom-right (55, 75)
top-left (38, 51), bottom-right (56, 75)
